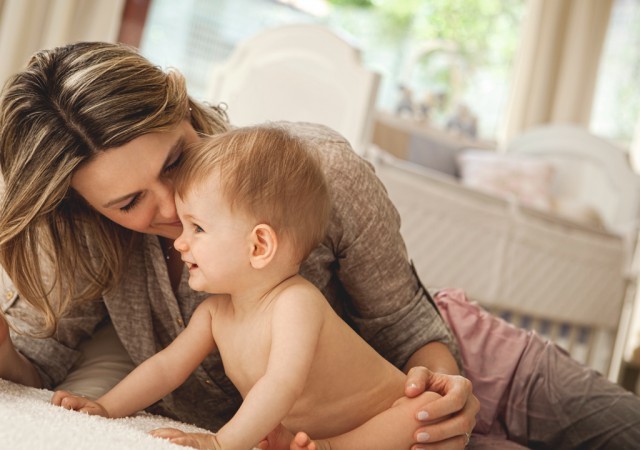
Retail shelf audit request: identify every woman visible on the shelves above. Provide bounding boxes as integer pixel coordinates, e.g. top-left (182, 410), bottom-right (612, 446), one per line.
top-left (0, 42), bottom-right (475, 449)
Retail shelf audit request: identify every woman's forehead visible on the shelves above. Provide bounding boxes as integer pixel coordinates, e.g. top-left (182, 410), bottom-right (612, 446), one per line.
top-left (72, 128), bottom-right (181, 197)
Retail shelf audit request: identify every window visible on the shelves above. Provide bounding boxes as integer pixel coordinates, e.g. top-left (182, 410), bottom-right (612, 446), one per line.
top-left (590, 0), bottom-right (640, 150)
top-left (139, 0), bottom-right (526, 141)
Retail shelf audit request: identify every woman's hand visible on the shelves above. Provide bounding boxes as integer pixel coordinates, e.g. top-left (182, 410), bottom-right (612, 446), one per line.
top-left (405, 366), bottom-right (478, 448)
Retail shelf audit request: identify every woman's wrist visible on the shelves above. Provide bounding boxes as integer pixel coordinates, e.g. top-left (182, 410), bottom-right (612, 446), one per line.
top-left (403, 342), bottom-right (460, 376)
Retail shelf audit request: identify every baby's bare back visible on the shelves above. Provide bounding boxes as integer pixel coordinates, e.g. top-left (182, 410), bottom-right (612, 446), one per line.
top-left (282, 303), bottom-right (406, 438)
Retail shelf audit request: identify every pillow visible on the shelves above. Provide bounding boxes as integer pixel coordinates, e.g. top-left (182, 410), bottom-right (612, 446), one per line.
top-left (457, 149), bottom-right (555, 211)
top-left (55, 320), bottom-right (135, 399)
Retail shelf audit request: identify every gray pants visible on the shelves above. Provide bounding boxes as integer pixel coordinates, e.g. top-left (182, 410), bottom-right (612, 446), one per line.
top-left (468, 327), bottom-right (640, 449)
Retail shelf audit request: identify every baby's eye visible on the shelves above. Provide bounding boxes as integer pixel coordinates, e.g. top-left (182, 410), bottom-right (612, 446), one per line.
top-left (194, 225), bottom-right (204, 233)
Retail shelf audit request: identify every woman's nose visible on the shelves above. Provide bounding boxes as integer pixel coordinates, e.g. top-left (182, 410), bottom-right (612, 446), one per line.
top-left (156, 181), bottom-right (177, 219)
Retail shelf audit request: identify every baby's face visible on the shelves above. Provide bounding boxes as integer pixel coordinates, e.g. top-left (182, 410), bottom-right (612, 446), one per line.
top-left (173, 177), bottom-right (254, 294)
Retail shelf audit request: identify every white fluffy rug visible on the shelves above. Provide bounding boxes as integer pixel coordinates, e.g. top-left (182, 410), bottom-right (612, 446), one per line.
top-left (0, 378), bottom-right (211, 450)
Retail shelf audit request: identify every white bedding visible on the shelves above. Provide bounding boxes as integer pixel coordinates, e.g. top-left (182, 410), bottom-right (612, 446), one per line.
top-left (0, 378), bottom-right (210, 450)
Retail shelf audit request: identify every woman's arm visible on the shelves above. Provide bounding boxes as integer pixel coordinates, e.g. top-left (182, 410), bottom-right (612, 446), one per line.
top-left (1, 286), bottom-right (108, 389)
top-left (405, 341), bottom-right (460, 376)
top-left (0, 314), bottom-right (42, 387)
top-left (299, 124), bottom-right (459, 368)
top-left (293, 123), bottom-right (476, 446)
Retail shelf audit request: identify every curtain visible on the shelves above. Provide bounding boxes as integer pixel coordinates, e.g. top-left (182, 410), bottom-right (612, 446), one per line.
top-left (0, 0), bottom-right (126, 86)
top-left (500, 0), bottom-right (614, 144)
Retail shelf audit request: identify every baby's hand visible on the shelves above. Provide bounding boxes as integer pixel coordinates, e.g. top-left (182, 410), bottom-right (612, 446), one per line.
top-left (51, 390), bottom-right (109, 417)
top-left (150, 428), bottom-right (220, 449)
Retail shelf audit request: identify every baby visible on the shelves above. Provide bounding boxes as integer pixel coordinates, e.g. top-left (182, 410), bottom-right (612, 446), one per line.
top-left (53, 124), bottom-right (439, 450)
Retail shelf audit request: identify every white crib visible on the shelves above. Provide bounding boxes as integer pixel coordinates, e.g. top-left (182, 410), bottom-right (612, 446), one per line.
top-left (373, 126), bottom-right (640, 381)
top-left (206, 23), bottom-right (380, 155)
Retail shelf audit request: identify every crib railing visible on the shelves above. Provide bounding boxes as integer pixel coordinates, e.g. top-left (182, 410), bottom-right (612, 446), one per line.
top-left (482, 305), bottom-right (616, 375)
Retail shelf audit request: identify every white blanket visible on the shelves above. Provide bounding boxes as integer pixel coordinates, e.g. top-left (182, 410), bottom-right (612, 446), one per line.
top-left (0, 378), bottom-right (210, 450)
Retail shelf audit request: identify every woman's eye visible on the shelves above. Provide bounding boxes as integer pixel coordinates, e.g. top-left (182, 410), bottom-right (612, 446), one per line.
top-left (120, 194), bottom-right (141, 213)
top-left (163, 153), bottom-right (183, 174)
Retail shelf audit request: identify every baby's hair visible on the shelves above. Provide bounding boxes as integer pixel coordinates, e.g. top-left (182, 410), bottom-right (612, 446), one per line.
top-left (174, 125), bottom-right (331, 262)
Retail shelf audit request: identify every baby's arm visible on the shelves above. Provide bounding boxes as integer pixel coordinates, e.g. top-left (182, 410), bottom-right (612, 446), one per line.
top-left (292, 391), bottom-right (443, 450)
top-left (53, 298), bottom-right (218, 418)
top-left (214, 286), bottom-right (324, 450)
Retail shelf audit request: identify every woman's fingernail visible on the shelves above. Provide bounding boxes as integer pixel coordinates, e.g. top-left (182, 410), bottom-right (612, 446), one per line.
top-left (408, 382), bottom-right (419, 390)
top-left (417, 410), bottom-right (429, 421)
top-left (417, 432), bottom-right (430, 442)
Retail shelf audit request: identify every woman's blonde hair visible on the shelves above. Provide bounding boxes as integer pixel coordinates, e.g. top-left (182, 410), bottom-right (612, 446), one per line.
top-left (174, 125), bottom-right (331, 263)
top-left (0, 42), bottom-right (229, 336)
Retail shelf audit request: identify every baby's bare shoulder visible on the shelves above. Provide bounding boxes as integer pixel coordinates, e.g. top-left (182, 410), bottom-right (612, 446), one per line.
top-left (277, 277), bottom-right (328, 308)
top-left (194, 294), bottom-right (230, 317)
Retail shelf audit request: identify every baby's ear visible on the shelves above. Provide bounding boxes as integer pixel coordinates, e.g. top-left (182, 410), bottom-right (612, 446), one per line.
top-left (249, 224), bottom-right (277, 269)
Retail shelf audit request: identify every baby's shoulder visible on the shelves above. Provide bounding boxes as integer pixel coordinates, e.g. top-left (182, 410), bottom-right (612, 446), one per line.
top-left (275, 276), bottom-right (328, 310)
top-left (195, 294), bottom-right (229, 315)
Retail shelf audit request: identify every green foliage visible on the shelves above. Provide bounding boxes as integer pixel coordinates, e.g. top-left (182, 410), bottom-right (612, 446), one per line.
top-left (328, 0), bottom-right (524, 64)
top-left (323, 0), bottom-right (527, 136)
top-left (329, 0), bottom-right (525, 92)
top-left (327, 0), bottom-right (373, 7)
top-left (394, 0), bottom-right (522, 59)
top-left (372, 0), bottom-right (424, 36)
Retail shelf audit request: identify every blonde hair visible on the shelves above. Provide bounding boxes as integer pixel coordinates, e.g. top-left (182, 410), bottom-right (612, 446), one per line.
top-left (0, 42), bottom-right (229, 336)
top-left (175, 125), bottom-right (331, 262)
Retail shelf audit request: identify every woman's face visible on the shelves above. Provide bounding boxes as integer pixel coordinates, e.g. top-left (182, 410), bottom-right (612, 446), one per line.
top-left (71, 120), bottom-right (200, 239)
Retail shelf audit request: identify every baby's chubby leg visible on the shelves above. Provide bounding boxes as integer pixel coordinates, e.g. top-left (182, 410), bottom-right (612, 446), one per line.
top-left (291, 391), bottom-right (442, 450)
